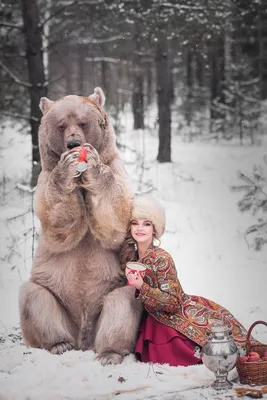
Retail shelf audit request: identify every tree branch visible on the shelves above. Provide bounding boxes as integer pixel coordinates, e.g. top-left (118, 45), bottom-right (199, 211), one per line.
top-left (79, 34), bottom-right (132, 44)
top-left (240, 172), bottom-right (267, 199)
top-left (159, 2), bottom-right (204, 11)
top-left (0, 110), bottom-right (39, 122)
top-left (0, 52), bottom-right (26, 58)
top-left (0, 21), bottom-right (23, 30)
top-left (84, 56), bottom-right (128, 63)
top-left (39, 0), bottom-right (105, 28)
top-left (0, 60), bottom-right (31, 88)
top-left (0, 60), bottom-right (51, 88)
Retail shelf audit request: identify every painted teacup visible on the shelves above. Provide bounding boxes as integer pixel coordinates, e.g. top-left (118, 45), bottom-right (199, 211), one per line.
top-left (125, 262), bottom-right (147, 278)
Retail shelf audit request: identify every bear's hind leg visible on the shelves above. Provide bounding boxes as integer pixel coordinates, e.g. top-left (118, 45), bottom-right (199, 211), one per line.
top-left (95, 286), bottom-right (143, 365)
top-left (19, 281), bottom-right (77, 354)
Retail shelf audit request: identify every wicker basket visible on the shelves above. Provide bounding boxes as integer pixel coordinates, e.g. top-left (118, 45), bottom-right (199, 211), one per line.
top-left (236, 320), bottom-right (267, 385)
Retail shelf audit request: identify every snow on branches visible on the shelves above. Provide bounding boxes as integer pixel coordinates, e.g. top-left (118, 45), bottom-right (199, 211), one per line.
top-left (232, 156), bottom-right (267, 250)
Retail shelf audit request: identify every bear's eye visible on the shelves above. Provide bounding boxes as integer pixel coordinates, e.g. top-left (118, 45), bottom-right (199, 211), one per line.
top-left (79, 122), bottom-right (87, 129)
top-left (58, 124), bottom-right (66, 132)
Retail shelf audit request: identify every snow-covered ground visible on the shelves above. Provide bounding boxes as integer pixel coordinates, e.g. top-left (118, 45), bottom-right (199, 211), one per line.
top-left (0, 110), bottom-right (266, 400)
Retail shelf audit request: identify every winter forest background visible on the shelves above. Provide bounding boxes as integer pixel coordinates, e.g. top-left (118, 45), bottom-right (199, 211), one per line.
top-left (1, 1), bottom-right (267, 399)
top-left (1, 0), bottom-right (267, 247)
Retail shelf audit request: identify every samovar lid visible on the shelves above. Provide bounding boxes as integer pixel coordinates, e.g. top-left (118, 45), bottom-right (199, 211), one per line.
top-left (210, 321), bottom-right (229, 334)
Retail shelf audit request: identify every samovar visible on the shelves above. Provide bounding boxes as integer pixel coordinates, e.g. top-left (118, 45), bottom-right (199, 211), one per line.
top-left (201, 321), bottom-right (239, 390)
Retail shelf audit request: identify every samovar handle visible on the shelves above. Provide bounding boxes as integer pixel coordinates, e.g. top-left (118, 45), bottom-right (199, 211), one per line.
top-left (206, 331), bottom-right (212, 339)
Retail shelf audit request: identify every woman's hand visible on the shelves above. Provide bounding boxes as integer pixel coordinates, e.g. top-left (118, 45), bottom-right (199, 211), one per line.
top-left (126, 272), bottom-right (144, 290)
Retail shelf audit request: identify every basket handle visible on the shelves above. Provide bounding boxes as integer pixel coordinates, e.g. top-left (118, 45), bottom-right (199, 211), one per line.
top-left (246, 320), bottom-right (267, 352)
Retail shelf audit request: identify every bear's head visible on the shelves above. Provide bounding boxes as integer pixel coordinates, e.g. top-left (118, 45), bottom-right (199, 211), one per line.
top-left (38, 87), bottom-right (118, 171)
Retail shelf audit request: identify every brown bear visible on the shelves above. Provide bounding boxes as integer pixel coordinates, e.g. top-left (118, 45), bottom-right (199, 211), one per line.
top-left (19, 87), bottom-right (142, 365)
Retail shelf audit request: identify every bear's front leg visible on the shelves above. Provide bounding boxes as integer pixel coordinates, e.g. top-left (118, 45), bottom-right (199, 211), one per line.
top-left (94, 286), bottom-right (143, 365)
top-left (19, 281), bottom-right (78, 354)
top-left (36, 148), bottom-right (89, 252)
top-left (80, 143), bottom-right (132, 249)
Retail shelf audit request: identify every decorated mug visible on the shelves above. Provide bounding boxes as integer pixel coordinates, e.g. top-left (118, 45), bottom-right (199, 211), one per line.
top-left (125, 262), bottom-right (147, 278)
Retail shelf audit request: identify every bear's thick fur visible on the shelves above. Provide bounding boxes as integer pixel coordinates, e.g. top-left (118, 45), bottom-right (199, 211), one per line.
top-left (19, 87), bottom-right (142, 365)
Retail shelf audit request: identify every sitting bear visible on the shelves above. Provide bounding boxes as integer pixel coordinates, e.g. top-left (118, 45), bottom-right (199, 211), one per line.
top-left (19, 87), bottom-right (142, 365)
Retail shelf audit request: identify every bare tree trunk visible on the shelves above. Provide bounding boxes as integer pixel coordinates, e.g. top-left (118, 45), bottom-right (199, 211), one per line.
top-left (65, 43), bottom-right (73, 94)
top-left (42, 0), bottom-right (51, 81)
top-left (209, 36), bottom-right (225, 133)
top-left (257, 0), bottom-right (266, 99)
top-left (132, 73), bottom-right (144, 129)
top-left (238, 95), bottom-right (243, 145)
top-left (217, 37), bottom-right (225, 105)
top-left (224, 28), bottom-right (232, 84)
top-left (209, 42), bottom-right (218, 122)
top-left (20, 0), bottom-right (47, 185)
top-left (196, 49), bottom-right (204, 87)
top-left (146, 62), bottom-right (153, 108)
top-left (224, 14), bottom-right (232, 137)
top-left (99, 43), bottom-right (112, 109)
top-left (185, 47), bottom-right (193, 140)
top-left (132, 37), bottom-right (144, 130)
top-left (78, 44), bottom-right (85, 95)
top-left (169, 54), bottom-right (174, 104)
top-left (156, 32), bottom-right (171, 163)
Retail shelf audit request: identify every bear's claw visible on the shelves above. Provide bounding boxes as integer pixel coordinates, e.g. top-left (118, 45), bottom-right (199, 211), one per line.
top-left (50, 341), bottom-right (74, 355)
top-left (96, 350), bottom-right (124, 366)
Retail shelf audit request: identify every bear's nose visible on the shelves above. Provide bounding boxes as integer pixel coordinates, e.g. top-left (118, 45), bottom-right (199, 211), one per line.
top-left (67, 139), bottom-right (81, 149)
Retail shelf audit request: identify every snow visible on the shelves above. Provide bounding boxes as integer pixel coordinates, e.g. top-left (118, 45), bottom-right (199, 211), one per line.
top-left (0, 109), bottom-right (267, 400)
top-left (0, 337), bottom-right (233, 400)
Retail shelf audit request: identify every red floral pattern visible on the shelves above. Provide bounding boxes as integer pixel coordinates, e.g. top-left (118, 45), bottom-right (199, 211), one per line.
top-left (136, 247), bottom-right (250, 348)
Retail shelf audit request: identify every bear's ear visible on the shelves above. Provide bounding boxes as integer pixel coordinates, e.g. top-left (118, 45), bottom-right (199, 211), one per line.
top-left (88, 87), bottom-right (105, 107)
top-left (39, 97), bottom-right (54, 114)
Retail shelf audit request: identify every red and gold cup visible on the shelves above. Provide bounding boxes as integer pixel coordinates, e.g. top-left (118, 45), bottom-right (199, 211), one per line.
top-left (125, 262), bottom-right (146, 284)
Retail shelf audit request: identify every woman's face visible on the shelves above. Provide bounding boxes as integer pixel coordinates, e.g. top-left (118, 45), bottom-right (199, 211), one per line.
top-left (130, 218), bottom-right (154, 247)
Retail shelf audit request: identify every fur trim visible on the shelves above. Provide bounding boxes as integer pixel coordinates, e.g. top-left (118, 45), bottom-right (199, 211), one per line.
top-left (131, 195), bottom-right (165, 239)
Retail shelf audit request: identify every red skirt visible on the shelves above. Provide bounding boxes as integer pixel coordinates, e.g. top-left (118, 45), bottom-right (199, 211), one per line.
top-left (135, 312), bottom-right (202, 367)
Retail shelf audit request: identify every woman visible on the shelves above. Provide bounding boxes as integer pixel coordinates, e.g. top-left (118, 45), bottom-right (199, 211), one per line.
top-left (120, 195), bottom-right (255, 367)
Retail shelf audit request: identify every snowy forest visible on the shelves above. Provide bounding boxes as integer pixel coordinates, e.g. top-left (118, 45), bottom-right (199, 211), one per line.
top-left (1, 0), bottom-right (267, 247)
top-left (1, 0), bottom-right (267, 153)
top-left (1, 2), bottom-right (267, 399)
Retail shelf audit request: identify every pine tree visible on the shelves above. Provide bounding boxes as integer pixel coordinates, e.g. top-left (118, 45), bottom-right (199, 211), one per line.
top-left (212, 56), bottom-right (262, 143)
top-left (232, 156), bottom-right (267, 250)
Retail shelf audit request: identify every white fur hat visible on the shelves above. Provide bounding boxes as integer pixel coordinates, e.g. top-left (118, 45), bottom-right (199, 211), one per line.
top-left (131, 195), bottom-right (166, 239)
